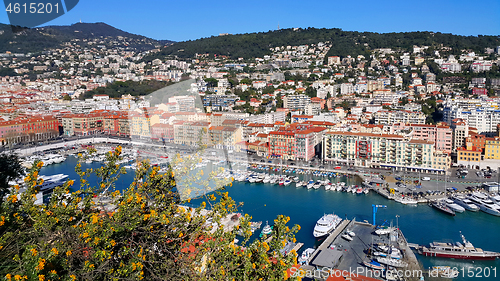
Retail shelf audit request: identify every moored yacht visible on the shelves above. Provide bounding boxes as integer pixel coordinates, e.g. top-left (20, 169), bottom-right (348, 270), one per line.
top-left (452, 195), bottom-right (480, 211)
top-left (468, 192), bottom-right (500, 216)
top-left (313, 213), bottom-right (342, 238)
top-left (421, 232), bottom-right (500, 260)
top-left (444, 199), bottom-right (465, 213)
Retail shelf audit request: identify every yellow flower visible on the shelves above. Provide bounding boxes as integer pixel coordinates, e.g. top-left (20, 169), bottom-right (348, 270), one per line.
top-left (91, 214), bottom-right (99, 224)
top-left (9, 195), bottom-right (17, 203)
top-left (178, 232), bottom-right (183, 237)
top-left (70, 275), bottom-right (76, 281)
top-left (5, 274), bottom-right (11, 280)
top-left (67, 180), bottom-right (74, 186)
top-left (110, 240), bottom-right (116, 247)
top-left (14, 275), bottom-right (21, 281)
top-left (30, 248), bottom-right (38, 256)
top-left (38, 275), bottom-right (45, 281)
top-left (36, 161), bottom-right (44, 168)
top-left (50, 270), bottom-right (56, 274)
top-left (51, 248), bottom-right (59, 255)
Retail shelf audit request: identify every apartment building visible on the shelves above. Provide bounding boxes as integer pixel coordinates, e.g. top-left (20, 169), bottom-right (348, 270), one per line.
top-left (322, 132), bottom-right (449, 173)
top-left (0, 116), bottom-right (59, 145)
top-left (373, 110), bottom-right (426, 125)
top-left (444, 107), bottom-right (500, 134)
top-left (392, 123), bottom-right (452, 154)
top-left (208, 126), bottom-right (242, 150)
top-left (484, 137), bottom-right (500, 160)
top-left (174, 121), bottom-right (210, 146)
top-left (283, 94), bottom-right (311, 111)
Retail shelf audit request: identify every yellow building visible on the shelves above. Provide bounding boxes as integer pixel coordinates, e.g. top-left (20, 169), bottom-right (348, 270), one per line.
top-left (485, 137), bottom-right (500, 160)
top-left (130, 112), bottom-right (160, 138)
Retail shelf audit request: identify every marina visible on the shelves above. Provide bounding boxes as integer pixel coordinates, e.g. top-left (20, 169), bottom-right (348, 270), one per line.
top-left (23, 147), bottom-right (500, 280)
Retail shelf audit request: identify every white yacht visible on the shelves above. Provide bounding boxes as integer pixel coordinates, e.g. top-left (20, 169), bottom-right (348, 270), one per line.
top-left (394, 197), bottom-right (418, 205)
top-left (468, 192), bottom-right (500, 216)
top-left (452, 195), bottom-right (479, 211)
top-left (444, 199), bottom-right (465, 213)
top-left (313, 213), bottom-right (342, 238)
top-left (488, 193), bottom-right (500, 204)
top-left (38, 174), bottom-right (69, 192)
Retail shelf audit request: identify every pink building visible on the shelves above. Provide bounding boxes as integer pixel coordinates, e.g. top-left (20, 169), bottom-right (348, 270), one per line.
top-left (295, 129), bottom-right (315, 161)
top-left (393, 123), bottom-right (452, 154)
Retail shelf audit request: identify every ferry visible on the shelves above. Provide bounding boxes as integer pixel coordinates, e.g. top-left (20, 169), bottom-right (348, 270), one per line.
top-left (313, 213), bottom-right (342, 238)
top-left (421, 232), bottom-right (500, 260)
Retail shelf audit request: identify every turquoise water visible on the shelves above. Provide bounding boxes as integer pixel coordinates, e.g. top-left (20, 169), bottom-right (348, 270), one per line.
top-left (40, 156), bottom-right (500, 280)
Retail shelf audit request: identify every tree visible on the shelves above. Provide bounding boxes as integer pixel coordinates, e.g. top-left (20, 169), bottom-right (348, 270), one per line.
top-left (0, 153), bottom-right (24, 206)
top-left (0, 147), bottom-right (300, 280)
top-left (62, 95), bottom-right (72, 101)
top-left (204, 78), bottom-right (218, 88)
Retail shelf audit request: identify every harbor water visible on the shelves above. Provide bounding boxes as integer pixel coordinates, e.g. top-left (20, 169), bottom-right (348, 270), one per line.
top-left (40, 156), bottom-right (500, 280)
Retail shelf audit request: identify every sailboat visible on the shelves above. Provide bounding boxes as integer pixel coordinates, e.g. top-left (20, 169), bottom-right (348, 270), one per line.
top-left (364, 235), bottom-right (385, 270)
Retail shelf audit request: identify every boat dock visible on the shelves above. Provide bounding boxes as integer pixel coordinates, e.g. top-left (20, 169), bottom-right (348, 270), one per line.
top-left (298, 219), bottom-right (423, 281)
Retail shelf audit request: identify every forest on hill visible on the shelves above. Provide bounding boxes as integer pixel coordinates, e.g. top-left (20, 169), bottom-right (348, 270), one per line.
top-left (143, 27), bottom-right (500, 61)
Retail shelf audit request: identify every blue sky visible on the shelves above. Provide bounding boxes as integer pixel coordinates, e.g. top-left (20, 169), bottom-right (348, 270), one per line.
top-left (1, 0), bottom-right (499, 41)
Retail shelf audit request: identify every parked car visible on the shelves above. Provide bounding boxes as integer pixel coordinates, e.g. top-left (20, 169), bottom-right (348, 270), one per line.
top-left (395, 177), bottom-right (402, 181)
top-left (334, 166), bottom-right (341, 170)
top-left (422, 177), bottom-right (430, 181)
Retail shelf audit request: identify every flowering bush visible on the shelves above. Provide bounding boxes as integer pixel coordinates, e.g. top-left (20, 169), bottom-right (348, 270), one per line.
top-left (0, 146), bottom-right (300, 280)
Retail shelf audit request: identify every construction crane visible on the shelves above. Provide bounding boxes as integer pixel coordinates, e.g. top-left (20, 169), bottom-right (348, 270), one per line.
top-left (372, 204), bottom-right (387, 226)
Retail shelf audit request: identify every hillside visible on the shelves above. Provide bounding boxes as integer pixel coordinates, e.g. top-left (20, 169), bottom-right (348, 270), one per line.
top-left (143, 27), bottom-right (500, 61)
top-left (0, 22), bottom-right (175, 53)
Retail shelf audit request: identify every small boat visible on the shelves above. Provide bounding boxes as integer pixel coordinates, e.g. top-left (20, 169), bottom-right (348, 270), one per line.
top-left (394, 197), bottom-right (418, 205)
top-left (296, 181), bottom-right (303, 188)
top-left (298, 248), bottom-right (315, 265)
top-left (375, 227), bottom-right (395, 235)
top-left (342, 234), bottom-right (353, 241)
top-left (376, 257), bottom-right (408, 268)
top-left (346, 230), bottom-right (355, 237)
top-left (430, 200), bottom-right (456, 216)
top-left (363, 260), bottom-right (385, 270)
top-left (313, 181), bottom-right (322, 189)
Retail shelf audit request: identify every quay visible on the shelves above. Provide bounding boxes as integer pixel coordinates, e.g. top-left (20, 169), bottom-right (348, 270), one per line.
top-left (298, 219), bottom-right (423, 281)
